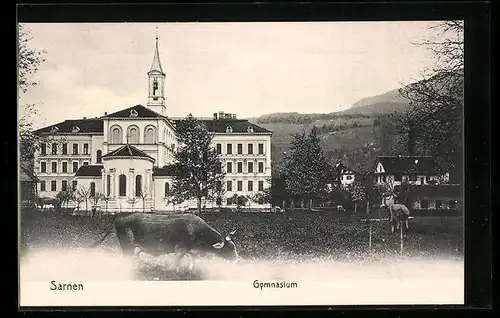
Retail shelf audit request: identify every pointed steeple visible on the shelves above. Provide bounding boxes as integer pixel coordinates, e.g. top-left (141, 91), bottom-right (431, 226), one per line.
top-left (149, 27), bottom-right (164, 74)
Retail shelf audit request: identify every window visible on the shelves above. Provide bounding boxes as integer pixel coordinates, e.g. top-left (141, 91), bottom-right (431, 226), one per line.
top-left (40, 143), bottom-right (46, 155)
top-left (51, 143), bottom-right (57, 155)
top-left (258, 162), bottom-right (264, 173)
top-left (83, 162), bottom-right (89, 166)
top-left (237, 162), bottom-right (243, 173)
top-left (119, 175), bottom-right (126, 197)
top-left (420, 176), bottom-right (426, 184)
top-left (40, 162), bottom-right (46, 173)
top-left (248, 162), bottom-right (254, 174)
top-left (90, 182), bottom-right (96, 197)
top-left (51, 162), bottom-right (57, 173)
top-left (382, 175), bottom-right (387, 182)
top-left (106, 176), bottom-right (111, 196)
top-left (216, 144), bottom-right (222, 155)
top-left (61, 180), bottom-right (68, 192)
top-left (258, 143), bottom-right (264, 155)
top-left (135, 175), bottom-right (142, 197)
top-left (62, 162), bottom-right (68, 173)
top-left (72, 180), bottom-right (78, 191)
top-left (73, 144), bottom-right (79, 155)
top-left (73, 162), bottom-right (79, 173)
top-left (394, 174), bottom-right (402, 182)
top-left (144, 126), bottom-right (156, 144)
top-left (226, 144), bottom-right (232, 155)
top-left (62, 143), bottom-right (68, 155)
top-left (83, 143), bottom-right (89, 155)
top-left (237, 181), bottom-right (243, 192)
top-left (421, 200), bottom-right (429, 209)
top-left (96, 150), bottom-right (102, 164)
top-left (226, 162), bottom-right (232, 173)
top-left (258, 181), bottom-right (264, 191)
top-left (226, 126), bottom-right (233, 133)
top-left (164, 182), bottom-right (170, 197)
top-left (127, 126), bottom-right (139, 144)
top-left (410, 174), bottom-right (417, 181)
top-left (110, 126), bottom-right (122, 144)
top-left (248, 181), bottom-right (253, 192)
top-left (226, 181), bottom-right (232, 192)
top-left (436, 200), bottom-right (442, 209)
top-left (248, 144), bottom-right (253, 155)
top-left (237, 144), bottom-right (243, 154)
top-left (40, 181), bottom-right (46, 192)
top-left (51, 181), bottom-right (57, 191)
top-left (449, 200), bottom-right (457, 209)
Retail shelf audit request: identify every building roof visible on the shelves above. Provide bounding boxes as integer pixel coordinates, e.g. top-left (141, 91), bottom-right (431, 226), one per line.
top-left (332, 163), bottom-right (356, 175)
top-left (153, 164), bottom-right (177, 177)
top-left (172, 119), bottom-right (273, 134)
top-left (102, 144), bottom-right (154, 160)
top-left (33, 118), bottom-right (104, 135)
top-left (395, 184), bottom-right (462, 199)
top-left (149, 36), bottom-right (164, 74)
top-left (75, 165), bottom-right (103, 177)
top-left (375, 156), bottom-right (443, 174)
top-left (103, 104), bottom-right (164, 119)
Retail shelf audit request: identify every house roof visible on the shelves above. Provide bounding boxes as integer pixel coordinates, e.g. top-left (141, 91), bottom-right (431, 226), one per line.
top-left (332, 163), bottom-right (356, 175)
top-left (102, 144), bottom-right (154, 160)
top-left (153, 164), bottom-right (177, 177)
top-left (172, 119), bottom-right (273, 134)
top-left (75, 165), bottom-right (103, 177)
top-left (395, 184), bottom-right (462, 199)
top-left (33, 118), bottom-right (104, 134)
top-left (103, 104), bottom-right (164, 119)
top-left (375, 156), bottom-right (443, 174)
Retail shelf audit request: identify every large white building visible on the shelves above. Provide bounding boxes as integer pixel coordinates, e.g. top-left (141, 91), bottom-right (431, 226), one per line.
top-left (32, 36), bottom-right (273, 212)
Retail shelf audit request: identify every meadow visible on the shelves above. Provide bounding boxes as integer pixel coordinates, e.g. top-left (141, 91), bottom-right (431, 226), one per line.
top-left (19, 209), bottom-right (464, 282)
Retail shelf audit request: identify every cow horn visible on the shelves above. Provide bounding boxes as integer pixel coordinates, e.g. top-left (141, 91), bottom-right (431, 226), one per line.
top-left (213, 242), bottom-right (225, 249)
top-left (230, 230), bottom-right (236, 236)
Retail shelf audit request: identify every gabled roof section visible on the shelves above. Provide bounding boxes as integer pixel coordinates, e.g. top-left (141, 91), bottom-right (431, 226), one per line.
top-left (75, 165), bottom-right (103, 177)
top-left (172, 119), bottom-right (273, 134)
top-left (33, 118), bottom-right (104, 134)
top-left (375, 156), bottom-right (443, 174)
top-left (332, 163), bottom-right (356, 175)
top-left (153, 164), bottom-right (177, 177)
top-left (102, 104), bottom-right (164, 119)
top-left (102, 144), bottom-right (154, 160)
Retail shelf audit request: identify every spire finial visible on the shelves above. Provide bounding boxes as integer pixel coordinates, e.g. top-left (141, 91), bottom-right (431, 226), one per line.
top-left (155, 25), bottom-right (159, 41)
top-left (149, 25), bottom-right (164, 74)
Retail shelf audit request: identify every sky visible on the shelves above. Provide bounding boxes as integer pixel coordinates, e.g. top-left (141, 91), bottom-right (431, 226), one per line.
top-left (19, 21), bottom-right (442, 129)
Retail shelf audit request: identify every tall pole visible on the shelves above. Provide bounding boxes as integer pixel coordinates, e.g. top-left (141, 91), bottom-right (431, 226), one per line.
top-left (400, 220), bottom-right (404, 256)
top-left (367, 201), bottom-right (372, 251)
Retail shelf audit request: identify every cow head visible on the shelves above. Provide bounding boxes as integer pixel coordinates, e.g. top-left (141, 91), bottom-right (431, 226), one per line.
top-left (212, 230), bottom-right (241, 263)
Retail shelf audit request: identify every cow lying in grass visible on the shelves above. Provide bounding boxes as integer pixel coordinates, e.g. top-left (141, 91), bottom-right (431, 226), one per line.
top-left (90, 213), bottom-right (241, 271)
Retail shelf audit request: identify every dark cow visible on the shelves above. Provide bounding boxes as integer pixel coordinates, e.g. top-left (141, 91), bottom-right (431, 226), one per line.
top-left (90, 213), bottom-right (241, 266)
top-left (381, 195), bottom-right (411, 234)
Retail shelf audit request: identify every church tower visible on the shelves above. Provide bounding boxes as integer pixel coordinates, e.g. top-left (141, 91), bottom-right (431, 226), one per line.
top-left (147, 31), bottom-right (166, 115)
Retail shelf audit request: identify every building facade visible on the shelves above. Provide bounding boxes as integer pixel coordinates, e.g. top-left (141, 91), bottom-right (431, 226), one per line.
top-left (32, 36), bottom-right (273, 212)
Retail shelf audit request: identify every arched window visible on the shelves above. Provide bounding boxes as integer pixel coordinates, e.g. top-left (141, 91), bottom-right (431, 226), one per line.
top-left (144, 126), bottom-right (156, 144)
top-left (164, 182), bottom-right (170, 197)
top-left (119, 174), bottom-right (127, 197)
top-left (96, 150), bottom-right (102, 163)
top-left (110, 125), bottom-right (123, 144)
top-left (135, 175), bottom-right (142, 197)
top-left (127, 125), bottom-right (140, 144)
top-left (90, 182), bottom-right (96, 197)
top-left (106, 175), bottom-right (111, 196)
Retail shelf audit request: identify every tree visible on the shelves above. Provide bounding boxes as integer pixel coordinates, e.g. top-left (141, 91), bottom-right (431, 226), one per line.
top-left (102, 194), bottom-right (111, 215)
top-left (171, 114), bottom-right (225, 213)
top-left (396, 21), bottom-right (464, 182)
top-left (55, 190), bottom-right (73, 211)
top-left (346, 181), bottom-right (367, 218)
top-left (90, 193), bottom-right (104, 217)
top-left (129, 196), bottom-right (137, 212)
top-left (139, 191), bottom-right (149, 213)
top-left (18, 24), bottom-right (50, 163)
top-left (282, 127), bottom-right (330, 209)
top-left (77, 187), bottom-right (91, 216)
top-left (236, 195), bottom-right (248, 210)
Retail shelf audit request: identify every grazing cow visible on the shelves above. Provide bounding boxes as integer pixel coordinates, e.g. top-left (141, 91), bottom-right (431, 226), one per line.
top-left (90, 213), bottom-right (241, 267)
top-left (381, 195), bottom-right (411, 234)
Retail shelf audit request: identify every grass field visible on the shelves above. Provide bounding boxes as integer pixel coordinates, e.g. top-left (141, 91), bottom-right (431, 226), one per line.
top-left (20, 210), bottom-right (464, 282)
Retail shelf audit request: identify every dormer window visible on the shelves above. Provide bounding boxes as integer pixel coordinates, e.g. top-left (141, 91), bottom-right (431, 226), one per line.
top-left (50, 126), bottom-right (59, 133)
top-left (72, 126), bottom-right (80, 133)
top-left (247, 126), bottom-right (254, 133)
top-left (129, 109), bottom-right (138, 117)
top-left (226, 126), bottom-right (233, 133)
